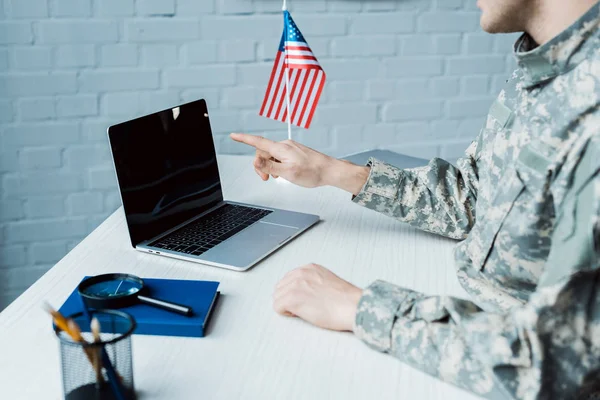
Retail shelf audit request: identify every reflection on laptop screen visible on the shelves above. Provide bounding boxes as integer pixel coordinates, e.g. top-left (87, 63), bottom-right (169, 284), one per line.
top-left (108, 99), bottom-right (223, 247)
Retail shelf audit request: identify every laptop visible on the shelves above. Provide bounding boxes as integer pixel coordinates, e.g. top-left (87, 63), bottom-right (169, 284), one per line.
top-left (107, 99), bottom-right (320, 271)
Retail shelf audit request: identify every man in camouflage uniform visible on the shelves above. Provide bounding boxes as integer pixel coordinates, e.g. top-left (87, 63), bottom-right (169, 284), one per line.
top-left (231, 1), bottom-right (600, 398)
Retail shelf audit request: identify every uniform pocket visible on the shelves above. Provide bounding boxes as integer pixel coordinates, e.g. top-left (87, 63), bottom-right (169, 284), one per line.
top-left (471, 168), bottom-right (526, 270)
top-left (471, 144), bottom-right (552, 271)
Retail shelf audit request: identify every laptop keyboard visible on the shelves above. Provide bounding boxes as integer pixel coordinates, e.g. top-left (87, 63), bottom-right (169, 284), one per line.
top-left (149, 204), bottom-right (272, 256)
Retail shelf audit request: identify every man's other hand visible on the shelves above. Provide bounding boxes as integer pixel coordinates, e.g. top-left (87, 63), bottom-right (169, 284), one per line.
top-left (230, 133), bottom-right (370, 195)
top-left (273, 263), bottom-right (363, 332)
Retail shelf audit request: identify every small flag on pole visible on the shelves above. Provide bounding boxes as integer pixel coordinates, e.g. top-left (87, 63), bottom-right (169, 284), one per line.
top-left (259, 10), bottom-right (326, 130)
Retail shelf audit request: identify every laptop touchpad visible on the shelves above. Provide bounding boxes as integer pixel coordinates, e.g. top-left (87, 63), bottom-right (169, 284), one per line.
top-left (201, 222), bottom-right (298, 268)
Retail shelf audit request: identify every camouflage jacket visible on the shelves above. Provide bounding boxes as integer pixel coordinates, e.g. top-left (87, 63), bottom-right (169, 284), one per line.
top-left (352, 4), bottom-right (600, 399)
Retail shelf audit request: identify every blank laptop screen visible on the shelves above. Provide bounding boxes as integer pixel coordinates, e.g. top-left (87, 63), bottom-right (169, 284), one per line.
top-left (108, 99), bottom-right (223, 247)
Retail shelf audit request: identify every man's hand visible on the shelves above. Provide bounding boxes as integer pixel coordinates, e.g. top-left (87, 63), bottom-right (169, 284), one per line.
top-left (230, 133), bottom-right (370, 195)
top-left (273, 263), bottom-right (363, 332)
top-left (231, 133), bottom-right (334, 188)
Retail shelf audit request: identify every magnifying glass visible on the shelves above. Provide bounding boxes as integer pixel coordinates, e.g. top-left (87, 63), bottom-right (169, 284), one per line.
top-left (78, 273), bottom-right (193, 316)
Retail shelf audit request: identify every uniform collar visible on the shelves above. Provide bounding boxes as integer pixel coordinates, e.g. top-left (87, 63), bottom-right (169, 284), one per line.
top-left (514, 3), bottom-right (600, 88)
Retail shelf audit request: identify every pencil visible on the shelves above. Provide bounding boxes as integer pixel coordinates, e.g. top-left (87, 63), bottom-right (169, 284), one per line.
top-left (44, 303), bottom-right (95, 366)
top-left (43, 303), bottom-right (72, 335)
top-left (66, 319), bottom-right (96, 364)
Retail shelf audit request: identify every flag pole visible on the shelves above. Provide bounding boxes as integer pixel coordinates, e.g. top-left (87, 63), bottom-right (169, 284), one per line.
top-left (282, 0), bottom-right (292, 141)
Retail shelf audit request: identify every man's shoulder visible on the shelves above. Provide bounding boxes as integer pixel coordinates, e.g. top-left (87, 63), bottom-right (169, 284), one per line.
top-left (568, 37), bottom-right (600, 87)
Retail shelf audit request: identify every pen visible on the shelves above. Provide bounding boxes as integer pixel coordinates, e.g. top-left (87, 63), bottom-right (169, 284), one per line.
top-left (91, 317), bottom-right (104, 388)
top-left (78, 297), bottom-right (126, 400)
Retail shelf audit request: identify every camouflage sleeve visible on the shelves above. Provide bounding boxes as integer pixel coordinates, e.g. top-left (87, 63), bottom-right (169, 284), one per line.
top-left (354, 142), bottom-right (600, 399)
top-left (351, 138), bottom-right (481, 240)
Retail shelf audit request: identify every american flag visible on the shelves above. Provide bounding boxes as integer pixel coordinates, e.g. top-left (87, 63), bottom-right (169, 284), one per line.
top-left (259, 10), bottom-right (326, 129)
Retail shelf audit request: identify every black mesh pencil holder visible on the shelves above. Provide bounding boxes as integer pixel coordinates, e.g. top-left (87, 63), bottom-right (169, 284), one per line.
top-left (54, 309), bottom-right (136, 400)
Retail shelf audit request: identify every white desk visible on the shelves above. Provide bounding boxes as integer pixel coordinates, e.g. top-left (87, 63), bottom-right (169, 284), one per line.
top-left (0, 155), bottom-right (480, 400)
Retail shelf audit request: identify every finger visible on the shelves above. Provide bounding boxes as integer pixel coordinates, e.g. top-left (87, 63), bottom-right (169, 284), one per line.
top-left (273, 278), bottom-right (298, 302)
top-left (255, 167), bottom-right (269, 181)
top-left (275, 267), bottom-right (308, 291)
top-left (253, 154), bottom-right (267, 168)
top-left (256, 149), bottom-right (273, 160)
top-left (274, 264), bottom-right (323, 294)
top-left (273, 291), bottom-right (300, 316)
top-left (254, 151), bottom-right (281, 165)
top-left (230, 133), bottom-right (283, 156)
top-left (253, 157), bottom-right (271, 181)
top-left (275, 274), bottom-right (299, 294)
top-left (273, 272), bottom-right (309, 311)
top-left (254, 147), bottom-right (282, 169)
top-left (255, 157), bottom-right (286, 177)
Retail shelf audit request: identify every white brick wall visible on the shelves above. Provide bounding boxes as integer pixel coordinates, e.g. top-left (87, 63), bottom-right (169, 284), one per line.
top-left (0, 0), bottom-right (520, 309)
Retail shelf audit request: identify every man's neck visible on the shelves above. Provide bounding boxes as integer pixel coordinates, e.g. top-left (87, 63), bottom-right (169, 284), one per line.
top-left (525, 0), bottom-right (598, 45)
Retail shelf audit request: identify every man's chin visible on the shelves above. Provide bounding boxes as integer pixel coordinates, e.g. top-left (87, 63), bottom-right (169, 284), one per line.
top-left (479, 7), bottom-right (523, 34)
top-left (479, 14), bottom-right (497, 33)
top-left (479, 15), bottom-right (509, 34)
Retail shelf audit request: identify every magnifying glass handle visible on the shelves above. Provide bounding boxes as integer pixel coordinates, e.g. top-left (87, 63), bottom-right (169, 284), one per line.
top-left (137, 295), bottom-right (193, 316)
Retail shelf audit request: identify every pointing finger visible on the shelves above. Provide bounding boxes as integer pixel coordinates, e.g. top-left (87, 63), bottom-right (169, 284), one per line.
top-left (230, 133), bottom-right (283, 157)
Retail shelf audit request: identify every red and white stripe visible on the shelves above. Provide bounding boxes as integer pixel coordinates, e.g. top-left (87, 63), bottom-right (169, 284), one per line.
top-left (259, 40), bottom-right (325, 129)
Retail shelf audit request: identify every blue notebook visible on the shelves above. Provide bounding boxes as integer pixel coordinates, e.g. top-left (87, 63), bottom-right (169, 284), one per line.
top-left (59, 277), bottom-right (220, 338)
